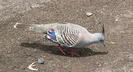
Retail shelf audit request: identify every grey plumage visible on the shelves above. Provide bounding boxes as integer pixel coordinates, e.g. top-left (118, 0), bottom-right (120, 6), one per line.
top-left (14, 22), bottom-right (104, 48)
top-left (27, 22), bottom-right (105, 48)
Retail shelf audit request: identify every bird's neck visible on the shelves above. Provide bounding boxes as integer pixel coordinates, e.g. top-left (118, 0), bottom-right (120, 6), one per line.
top-left (83, 33), bottom-right (102, 45)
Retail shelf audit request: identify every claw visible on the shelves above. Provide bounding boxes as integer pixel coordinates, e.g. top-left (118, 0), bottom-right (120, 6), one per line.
top-left (56, 44), bottom-right (66, 55)
top-left (55, 45), bottom-right (80, 56)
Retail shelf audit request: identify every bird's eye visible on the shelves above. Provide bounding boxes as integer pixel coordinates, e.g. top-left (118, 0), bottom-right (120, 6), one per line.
top-left (100, 39), bottom-right (104, 42)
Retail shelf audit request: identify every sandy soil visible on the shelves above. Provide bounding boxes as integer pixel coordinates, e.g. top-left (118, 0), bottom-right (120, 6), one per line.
top-left (0, 0), bottom-right (133, 72)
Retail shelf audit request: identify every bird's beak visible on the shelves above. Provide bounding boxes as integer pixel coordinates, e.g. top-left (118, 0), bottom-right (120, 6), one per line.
top-left (103, 42), bottom-right (106, 47)
top-left (100, 40), bottom-right (105, 47)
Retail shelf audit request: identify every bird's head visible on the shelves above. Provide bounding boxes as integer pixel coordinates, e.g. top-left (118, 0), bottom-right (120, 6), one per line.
top-left (93, 24), bottom-right (105, 46)
top-left (94, 33), bottom-right (104, 42)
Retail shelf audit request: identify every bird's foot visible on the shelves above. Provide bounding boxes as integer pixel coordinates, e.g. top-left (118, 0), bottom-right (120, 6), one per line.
top-left (56, 44), bottom-right (66, 55)
top-left (66, 48), bottom-right (80, 57)
top-left (56, 45), bottom-right (79, 56)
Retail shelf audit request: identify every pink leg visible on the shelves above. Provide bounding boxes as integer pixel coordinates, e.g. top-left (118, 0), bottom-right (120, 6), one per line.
top-left (56, 44), bottom-right (66, 55)
top-left (67, 48), bottom-right (80, 57)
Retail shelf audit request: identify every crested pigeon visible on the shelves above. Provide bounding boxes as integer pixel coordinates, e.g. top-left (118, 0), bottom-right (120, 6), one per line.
top-left (17, 22), bottom-right (105, 56)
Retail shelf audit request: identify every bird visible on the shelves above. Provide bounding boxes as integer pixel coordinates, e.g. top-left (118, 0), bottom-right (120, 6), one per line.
top-left (16, 22), bottom-right (105, 56)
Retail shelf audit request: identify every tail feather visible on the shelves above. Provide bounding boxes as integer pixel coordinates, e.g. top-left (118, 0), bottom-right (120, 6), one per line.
top-left (15, 23), bottom-right (59, 33)
top-left (14, 23), bottom-right (32, 30)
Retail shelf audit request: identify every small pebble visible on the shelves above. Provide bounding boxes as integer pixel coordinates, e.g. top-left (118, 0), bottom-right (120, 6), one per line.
top-left (120, 31), bottom-right (125, 33)
top-left (115, 18), bottom-right (119, 21)
top-left (31, 4), bottom-right (40, 8)
top-left (110, 41), bottom-right (116, 44)
top-left (38, 58), bottom-right (45, 64)
top-left (86, 12), bottom-right (93, 17)
top-left (127, 54), bottom-right (133, 60)
top-left (115, 15), bottom-right (120, 21)
top-left (13, 22), bottom-right (21, 29)
top-left (0, 5), bottom-right (3, 9)
top-left (27, 62), bottom-right (38, 71)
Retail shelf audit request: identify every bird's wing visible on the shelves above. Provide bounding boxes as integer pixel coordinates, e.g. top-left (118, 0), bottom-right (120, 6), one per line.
top-left (55, 24), bottom-right (82, 47)
top-left (57, 32), bottom-right (80, 47)
top-left (43, 23), bottom-right (89, 47)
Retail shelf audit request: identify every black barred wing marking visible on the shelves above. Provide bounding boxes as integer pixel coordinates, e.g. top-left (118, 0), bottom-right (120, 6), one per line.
top-left (56, 25), bottom-right (80, 47)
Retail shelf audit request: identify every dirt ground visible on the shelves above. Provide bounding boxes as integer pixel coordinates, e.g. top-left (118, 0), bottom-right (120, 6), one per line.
top-left (0, 0), bottom-right (133, 72)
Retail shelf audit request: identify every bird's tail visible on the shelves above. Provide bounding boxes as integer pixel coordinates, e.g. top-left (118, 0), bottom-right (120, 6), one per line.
top-left (14, 23), bottom-right (46, 33)
top-left (14, 23), bottom-right (57, 33)
top-left (14, 23), bottom-right (31, 29)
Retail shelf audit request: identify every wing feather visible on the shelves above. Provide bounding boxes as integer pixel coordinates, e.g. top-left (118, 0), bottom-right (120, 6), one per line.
top-left (45, 23), bottom-right (89, 47)
top-left (56, 25), bottom-right (81, 47)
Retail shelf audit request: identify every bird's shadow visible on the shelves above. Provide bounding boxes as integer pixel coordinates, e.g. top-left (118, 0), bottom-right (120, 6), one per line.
top-left (20, 42), bottom-right (108, 57)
